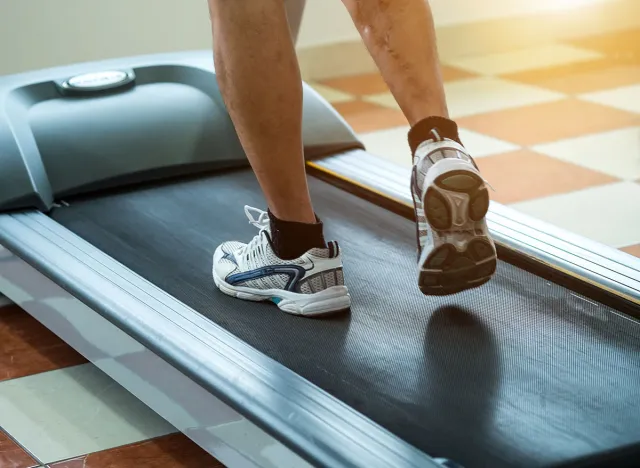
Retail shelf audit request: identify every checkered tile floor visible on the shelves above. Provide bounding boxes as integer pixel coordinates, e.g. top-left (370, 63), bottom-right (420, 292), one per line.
top-left (315, 30), bottom-right (640, 256)
top-left (1, 29), bottom-right (640, 468)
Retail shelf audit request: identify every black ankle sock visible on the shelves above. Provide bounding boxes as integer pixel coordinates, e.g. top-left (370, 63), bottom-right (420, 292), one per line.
top-left (268, 210), bottom-right (326, 260)
top-left (408, 116), bottom-right (462, 154)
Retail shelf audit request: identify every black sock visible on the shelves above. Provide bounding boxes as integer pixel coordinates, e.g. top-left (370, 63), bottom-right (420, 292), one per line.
top-left (268, 210), bottom-right (326, 260)
top-left (408, 116), bottom-right (463, 154)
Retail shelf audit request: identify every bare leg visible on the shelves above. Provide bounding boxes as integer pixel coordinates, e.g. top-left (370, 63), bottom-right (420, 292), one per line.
top-left (341, 0), bottom-right (449, 125)
top-left (342, 0), bottom-right (497, 295)
top-left (208, 0), bottom-right (315, 224)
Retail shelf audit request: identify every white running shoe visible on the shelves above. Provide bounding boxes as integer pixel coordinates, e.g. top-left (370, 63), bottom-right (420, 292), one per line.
top-left (212, 206), bottom-right (351, 316)
top-left (411, 129), bottom-right (497, 295)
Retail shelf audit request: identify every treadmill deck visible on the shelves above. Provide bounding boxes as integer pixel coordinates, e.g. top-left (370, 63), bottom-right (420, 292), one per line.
top-left (50, 169), bottom-right (640, 467)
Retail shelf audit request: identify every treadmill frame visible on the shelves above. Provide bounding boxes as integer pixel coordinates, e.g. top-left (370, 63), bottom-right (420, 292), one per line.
top-left (0, 211), bottom-right (441, 468)
top-left (2, 149), bottom-right (639, 467)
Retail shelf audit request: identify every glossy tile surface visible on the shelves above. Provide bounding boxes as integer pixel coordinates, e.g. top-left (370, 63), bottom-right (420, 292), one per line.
top-left (359, 126), bottom-right (412, 167)
top-left (533, 127), bottom-right (640, 180)
top-left (359, 125), bottom-right (521, 167)
top-left (363, 77), bottom-right (565, 118)
top-left (445, 44), bottom-right (601, 75)
top-left (456, 99), bottom-right (639, 145)
top-left (332, 100), bottom-right (407, 133)
top-left (622, 244), bottom-right (640, 258)
top-left (446, 78), bottom-right (566, 118)
top-left (476, 150), bottom-right (617, 204)
top-left (48, 434), bottom-right (221, 468)
top-left (0, 430), bottom-right (38, 468)
top-left (0, 306), bottom-right (86, 382)
top-left (319, 73), bottom-right (390, 96)
top-left (503, 60), bottom-right (640, 94)
top-left (569, 29), bottom-right (640, 58)
top-left (512, 182), bottom-right (640, 247)
top-left (0, 364), bottom-right (175, 463)
top-left (580, 83), bottom-right (640, 114)
top-left (308, 83), bottom-right (353, 103)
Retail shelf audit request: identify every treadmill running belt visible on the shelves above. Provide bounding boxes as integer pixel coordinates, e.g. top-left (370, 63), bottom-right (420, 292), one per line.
top-left (50, 169), bottom-right (640, 468)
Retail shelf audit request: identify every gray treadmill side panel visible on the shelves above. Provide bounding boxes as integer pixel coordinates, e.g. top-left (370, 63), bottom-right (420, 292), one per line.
top-left (0, 51), bottom-right (362, 211)
top-left (0, 211), bottom-right (440, 468)
top-left (0, 86), bottom-right (54, 211)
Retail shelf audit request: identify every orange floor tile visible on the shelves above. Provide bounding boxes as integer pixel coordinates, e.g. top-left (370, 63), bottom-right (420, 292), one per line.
top-left (332, 100), bottom-right (407, 133)
top-left (456, 99), bottom-right (640, 146)
top-left (475, 150), bottom-right (618, 204)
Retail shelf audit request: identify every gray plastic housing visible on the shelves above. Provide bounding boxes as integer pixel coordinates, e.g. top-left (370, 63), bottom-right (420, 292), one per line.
top-left (0, 51), bottom-right (362, 212)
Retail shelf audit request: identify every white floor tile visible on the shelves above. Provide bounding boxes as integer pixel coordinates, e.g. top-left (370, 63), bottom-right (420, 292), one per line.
top-left (533, 127), bottom-right (640, 180)
top-left (445, 44), bottom-right (602, 76)
top-left (580, 84), bottom-right (640, 114)
top-left (360, 126), bottom-right (412, 167)
top-left (308, 83), bottom-right (354, 104)
top-left (363, 78), bottom-right (566, 118)
top-left (458, 129), bottom-right (520, 158)
top-left (445, 78), bottom-right (564, 118)
top-left (0, 364), bottom-right (175, 463)
top-left (359, 126), bottom-right (519, 167)
top-left (362, 92), bottom-right (400, 110)
top-left (511, 182), bottom-right (640, 248)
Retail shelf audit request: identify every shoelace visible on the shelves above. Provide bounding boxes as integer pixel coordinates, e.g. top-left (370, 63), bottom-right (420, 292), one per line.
top-left (239, 206), bottom-right (270, 261)
top-left (244, 205), bottom-right (269, 230)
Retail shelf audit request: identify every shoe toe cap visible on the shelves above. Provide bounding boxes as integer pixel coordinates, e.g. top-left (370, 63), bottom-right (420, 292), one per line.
top-left (213, 245), bottom-right (240, 279)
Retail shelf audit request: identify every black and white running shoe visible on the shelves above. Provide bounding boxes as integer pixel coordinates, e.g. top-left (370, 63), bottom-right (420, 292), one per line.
top-left (213, 206), bottom-right (350, 316)
top-left (411, 129), bottom-right (498, 295)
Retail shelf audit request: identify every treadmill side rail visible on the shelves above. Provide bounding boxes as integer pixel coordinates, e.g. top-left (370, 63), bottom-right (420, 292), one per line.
top-left (0, 211), bottom-right (441, 468)
top-left (0, 245), bottom-right (284, 468)
top-left (309, 150), bottom-right (640, 317)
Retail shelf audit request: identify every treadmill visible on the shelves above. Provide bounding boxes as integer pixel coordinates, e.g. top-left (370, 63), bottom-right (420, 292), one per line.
top-left (1, 50), bottom-right (640, 468)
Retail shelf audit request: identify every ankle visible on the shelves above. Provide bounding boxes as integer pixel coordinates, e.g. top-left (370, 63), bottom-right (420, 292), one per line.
top-left (408, 116), bottom-right (462, 154)
top-left (268, 210), bottom-right (326, 260)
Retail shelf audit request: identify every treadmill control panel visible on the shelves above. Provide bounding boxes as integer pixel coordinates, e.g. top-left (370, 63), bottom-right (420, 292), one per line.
top-left (57, 69), bottom-right (136, 95)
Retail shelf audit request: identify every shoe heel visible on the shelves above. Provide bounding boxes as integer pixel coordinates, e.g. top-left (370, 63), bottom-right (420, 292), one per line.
top-left (419, 239), bottom-right (497, 296)
top-left (424, 170), bottom-right (490, 230)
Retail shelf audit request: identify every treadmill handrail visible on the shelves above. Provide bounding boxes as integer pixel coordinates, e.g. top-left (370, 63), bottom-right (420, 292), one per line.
top-left (0, 211), bottom-right (442, 468)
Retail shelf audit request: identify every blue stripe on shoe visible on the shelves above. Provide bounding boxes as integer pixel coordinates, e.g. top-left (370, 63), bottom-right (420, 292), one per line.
top-left (226, 265), bottom-right (307, 291)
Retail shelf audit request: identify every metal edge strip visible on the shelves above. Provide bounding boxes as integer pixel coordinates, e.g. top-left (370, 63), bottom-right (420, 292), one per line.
top-left (308, 151), bottom-right (640, 309)
top-left (0, 211), bottom-right (440, 468)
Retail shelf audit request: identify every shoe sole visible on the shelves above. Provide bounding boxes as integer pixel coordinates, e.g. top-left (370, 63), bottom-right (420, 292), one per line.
top-left (213, 270), bottom-right (351, 317)
top-left (419, 169), bottom-right (497, 296)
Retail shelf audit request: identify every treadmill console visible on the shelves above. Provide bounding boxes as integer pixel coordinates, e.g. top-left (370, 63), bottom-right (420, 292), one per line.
top-left (0, 51), bottom-right (362, 212)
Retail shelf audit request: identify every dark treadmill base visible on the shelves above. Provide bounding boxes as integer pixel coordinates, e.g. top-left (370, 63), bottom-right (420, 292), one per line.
top-left (50, 169), bottom-right (640, 468)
